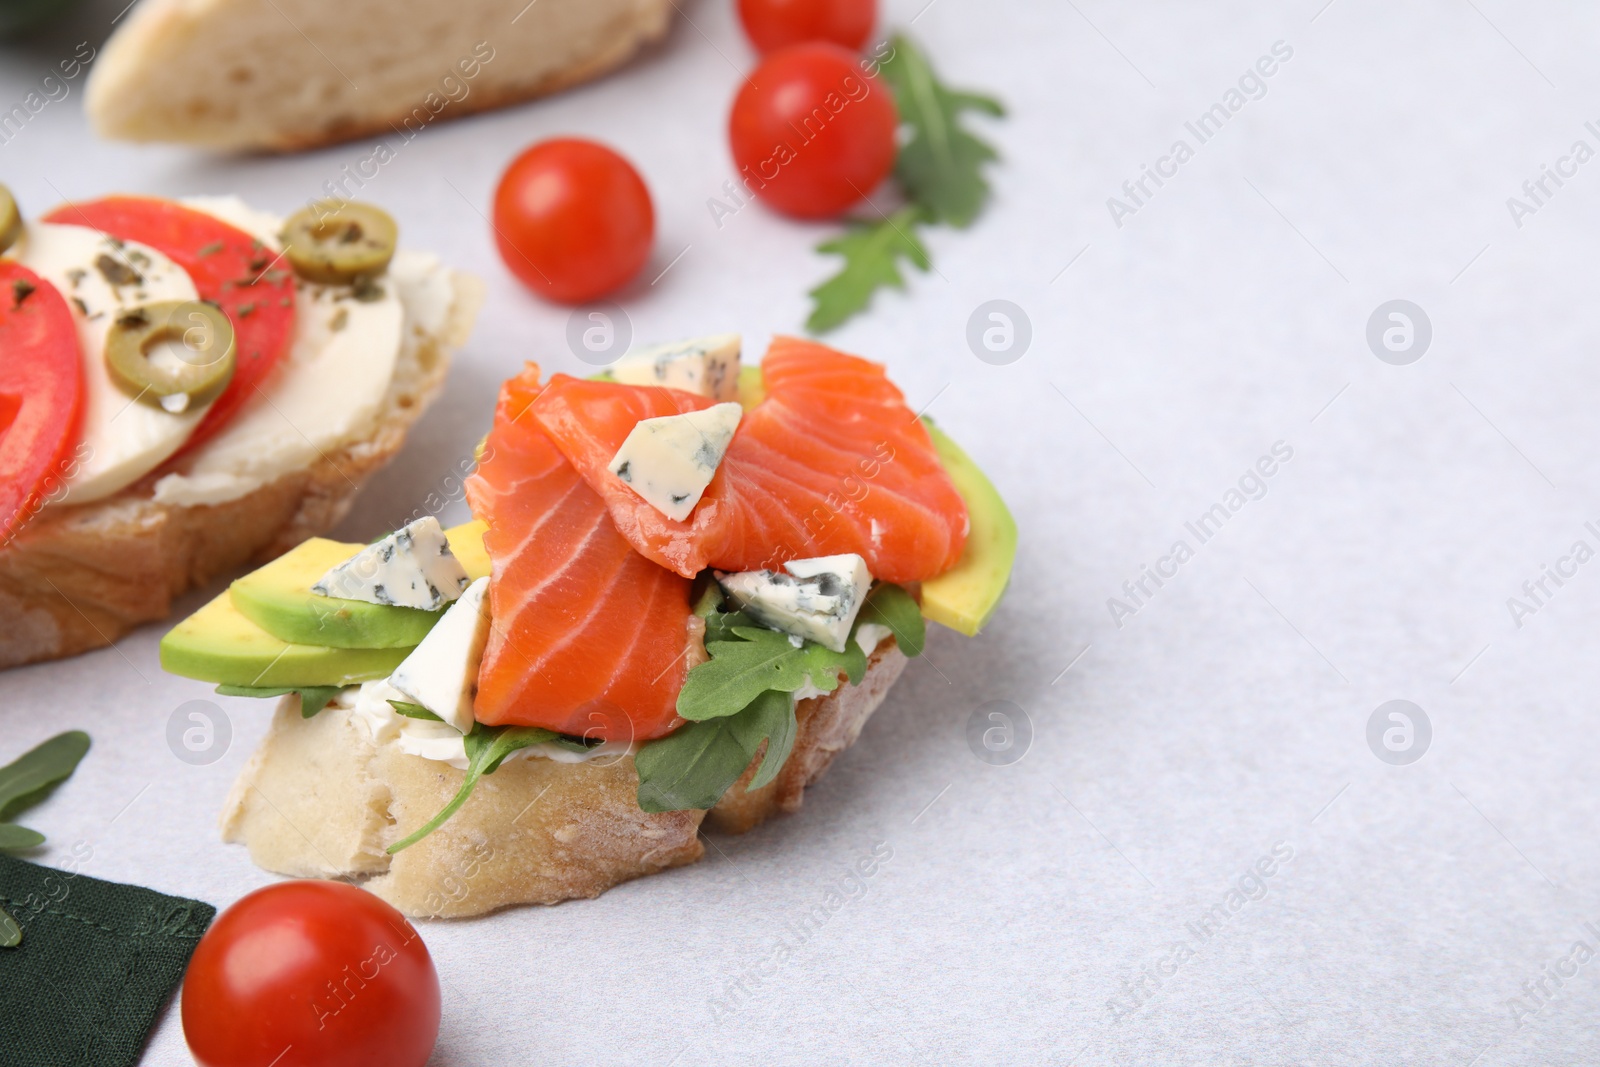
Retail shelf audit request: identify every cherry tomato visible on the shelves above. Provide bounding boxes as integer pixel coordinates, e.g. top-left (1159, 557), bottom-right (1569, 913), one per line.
top-left (0, 262), bottom-right (84, 544)
top-left (728, 43), bottom-right (898, 219)
top-left (43, 197), bottom-right (297, 459)
top-left (737, 0), bottom-right (875, 53)
top-left (182, 880), bottom-right (440, 1067)
top-left (493, 138), bottom-right (655, 304)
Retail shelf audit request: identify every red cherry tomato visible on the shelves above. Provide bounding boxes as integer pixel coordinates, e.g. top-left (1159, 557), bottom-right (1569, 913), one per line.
top-left (182, 881), bottom-right (440, 1067)
top-left (737, 0), bottom-right (875, 53)
top-left (728, 43), bottom-right (898, 219)
top-left (0, 263), bottom-right (84, 544)
top-left (43, 197), bottom-right (297, 459)
top-left (493, 138), bottom-right (655, 304)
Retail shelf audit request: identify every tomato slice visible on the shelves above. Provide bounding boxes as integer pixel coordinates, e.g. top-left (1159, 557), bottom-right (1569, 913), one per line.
top-left (0, 263), bottom-right (83, 543)
top-left (42, 196), bottom-right (296, 457)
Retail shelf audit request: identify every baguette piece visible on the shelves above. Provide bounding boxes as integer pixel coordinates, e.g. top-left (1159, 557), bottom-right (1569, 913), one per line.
top-left (221, 643), bottom-right (910, 918)
top-left (88, 0), bottom-right (672, 152)
top-left (0, 267), bottom-right (483, 670)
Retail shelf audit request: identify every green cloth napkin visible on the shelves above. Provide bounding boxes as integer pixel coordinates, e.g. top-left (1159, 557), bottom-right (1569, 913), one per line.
top-left (0, 854), bottom-right (215, 1067)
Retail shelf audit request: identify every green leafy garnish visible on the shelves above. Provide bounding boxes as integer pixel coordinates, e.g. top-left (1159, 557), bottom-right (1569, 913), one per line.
top-left (216, 684), bottom-right (343, 718)
top-left (387, 724), bottom-right (561, 854)
top-left (0, 906), bottom-right (20, 948)
top-left (637, 689), bottom-right (796, 812)
top-left (0, 730), bottom-right (91, 852)
top-left (857, 582), bottom-right (926, 658)
top-left (879, 34), bottom-right (1005, 228)
top-left (638, 584), bottom-right (922, 811)
top-left (388, 700), bottom-right (443, 722)
top-left (806, 34), bottom-right (1003, 332)
top-left (806, 207), bottom-right (931, 334)
top-left (677, 621), bottom-right (867, 721)
top-left (0, 824), bottom-right (45, 851)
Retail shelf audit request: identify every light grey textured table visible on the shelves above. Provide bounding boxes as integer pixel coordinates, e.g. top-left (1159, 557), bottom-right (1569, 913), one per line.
top-left (4, 1), bottom-right (1598, 1064)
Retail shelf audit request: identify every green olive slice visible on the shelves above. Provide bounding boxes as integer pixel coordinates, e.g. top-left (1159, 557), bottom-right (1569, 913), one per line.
top-left (0, 184), bottom-right (20, 257)
top-left (280, 200), bottom-right (397, 285)
top-left (105, 300), bottom-right (236, 413)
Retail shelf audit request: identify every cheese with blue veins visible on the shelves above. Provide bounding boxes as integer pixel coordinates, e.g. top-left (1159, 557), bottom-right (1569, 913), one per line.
top-left (312, 515), bottom-right (470, 610)
top-left (609, 401), bottom-right (742, 522)
top-left (717, 553), bottom-right (872, 653)
top-left (611, 333), bottom-right (740, 401)
top-left (388, 576), bottom-right (490, 734)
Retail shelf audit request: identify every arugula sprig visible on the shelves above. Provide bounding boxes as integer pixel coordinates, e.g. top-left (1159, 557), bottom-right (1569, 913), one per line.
top-left (637, 584), bottom-right (924, 812)
top-left (0, 731), bottom-right (91, 854)
top-left (806, 34), bottom-right (1005, 332)
top-left (881, 36), bottom-right (1005, 228)
top-left (807, 207), bottom-right (932, 334)
top-left (0, 731), bottom-right (91, 946)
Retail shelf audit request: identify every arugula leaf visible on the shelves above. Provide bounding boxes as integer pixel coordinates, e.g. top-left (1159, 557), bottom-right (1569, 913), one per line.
top-left (737, 689), bottom-right (800, 790)
top-left (640, 583), bottom-right (919, 810)
top-left (0, 824), bottom-right (46, 851)
top-left (858, 582), bottom-right (926, 658)
top-left (387, 723), bottom-right (559, 853)
top-left (677, 623), bottom-right (867, 721)
top-left (879, 34), bottom-right (1005, 228)
top-left (388, 700), bottom-right (444, 722)
top-left (806, 207), bottom-right (930, 334)
top-left (637, 689), bottom-right (796, 812)
top-left (803, 35), bottom-right (1004, 332)
top-left (0, 731), bottom-right (90, 828)
top-left (216, 684), bottom-right (343, 719)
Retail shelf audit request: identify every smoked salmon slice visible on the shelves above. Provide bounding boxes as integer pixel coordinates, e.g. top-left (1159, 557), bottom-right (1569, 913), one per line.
top-left (531, 337), bottom-right (969, 583)
top-left (464, 364), bottom-right (694, 742)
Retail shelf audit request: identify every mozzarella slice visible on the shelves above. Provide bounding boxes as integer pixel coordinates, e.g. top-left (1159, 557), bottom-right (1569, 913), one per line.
top-left (150, 252), bottom-right (425, 508)
top-left (313, 515), bottom-right (470, 610)
top-left (718, 553), bottom-right (872, 653)
top-left (13, 222), bottom-right (211, 504)
top-left (612, 333), bottom-right (741, 401)
top-left (608, 401), bottom-right (742, 522)
top-left (388, 576), bottom-right (490, 734)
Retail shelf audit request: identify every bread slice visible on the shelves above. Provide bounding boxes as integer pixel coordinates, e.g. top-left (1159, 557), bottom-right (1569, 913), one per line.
top-left (88, 0), bottom-right (672, 151)
top-left (0, 268), bottom-right (483, 671)
top-left (220, 643), bottom-right (910, 917)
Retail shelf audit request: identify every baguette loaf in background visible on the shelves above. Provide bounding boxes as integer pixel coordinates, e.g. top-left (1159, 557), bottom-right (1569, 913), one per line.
top-left (86, 0), bottom-right (672, 151)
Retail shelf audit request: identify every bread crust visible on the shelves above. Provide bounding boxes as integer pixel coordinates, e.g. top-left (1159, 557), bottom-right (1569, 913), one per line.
top-left (221, 644), bottom-right (910, 917)
top-left (0, 269), bottom-right (481, 670)
top-left (88, 0), bottom-right (672, 152)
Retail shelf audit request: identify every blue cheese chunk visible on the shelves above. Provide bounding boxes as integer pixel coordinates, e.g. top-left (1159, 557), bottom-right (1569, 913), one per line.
top-left (609, 402), bottom-right (742, 522)
top-left (312, 516), bottom-right (470, 611)
top-left (717, 553), bottom-right (872, 653)
top-left (388, 576), bottom-right (491, 734)
top-left (611, 334), bottom-right (740, 401)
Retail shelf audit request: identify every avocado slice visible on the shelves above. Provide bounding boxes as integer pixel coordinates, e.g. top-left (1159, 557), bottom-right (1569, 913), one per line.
top-left (230, 538), bottom-right (439, 648)
top-left (920, 421), bottom-right (1016, 636)
top-left (159, 591), bottom-right (411, 687)
top-left (228, 522), bottom-right (493, 648)
top-left (737, 364), bottom-right (766, 411)
top-left (446, 520), bottom-right (491, 582)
